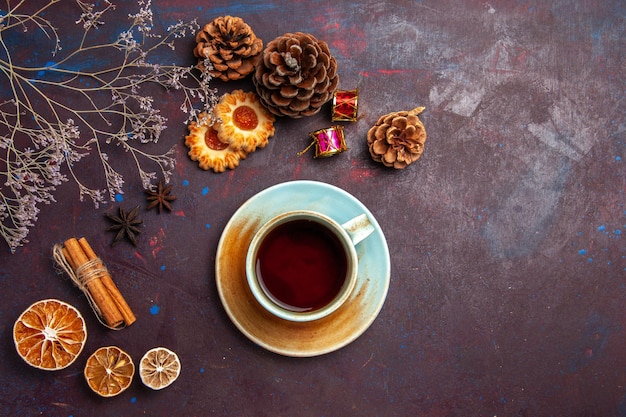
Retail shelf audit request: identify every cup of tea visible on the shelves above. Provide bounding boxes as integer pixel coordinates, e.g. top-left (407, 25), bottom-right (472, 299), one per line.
top-left (246, 210), bottom-right (375, 322)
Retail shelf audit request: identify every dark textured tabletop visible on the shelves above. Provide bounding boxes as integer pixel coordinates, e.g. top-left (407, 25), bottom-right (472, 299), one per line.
top-left (1, 1), bottom-right (625, 416)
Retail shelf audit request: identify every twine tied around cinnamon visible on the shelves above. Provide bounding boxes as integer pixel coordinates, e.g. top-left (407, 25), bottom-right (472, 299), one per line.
top-left (53, 237), bottom-right (136, 329)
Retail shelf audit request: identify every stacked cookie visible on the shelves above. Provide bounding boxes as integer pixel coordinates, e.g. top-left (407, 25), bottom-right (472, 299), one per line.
top-left (185, 90), bottom-right (275, 172)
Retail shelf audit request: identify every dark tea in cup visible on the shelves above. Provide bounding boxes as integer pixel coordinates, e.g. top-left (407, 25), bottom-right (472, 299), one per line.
top-left (254, 219), bottom-right (348, 312)
top-left (246, 210), bottom-right (373, 322)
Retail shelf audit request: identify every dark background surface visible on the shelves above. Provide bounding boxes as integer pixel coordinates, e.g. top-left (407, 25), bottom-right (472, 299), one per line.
top-left (1, 1), bottom-right (625, 416)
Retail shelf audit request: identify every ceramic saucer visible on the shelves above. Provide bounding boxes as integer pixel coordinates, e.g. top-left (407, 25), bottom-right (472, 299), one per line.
top-left (215, 180), bottom-right (390, 357)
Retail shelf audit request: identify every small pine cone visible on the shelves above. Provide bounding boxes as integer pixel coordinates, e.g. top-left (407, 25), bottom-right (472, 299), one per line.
top-left (367, 107), bottom-right (427, 169)
top-left (253, 32), bottom-right (339, 118)
top-left (194, 16), bottom-right (263, 82)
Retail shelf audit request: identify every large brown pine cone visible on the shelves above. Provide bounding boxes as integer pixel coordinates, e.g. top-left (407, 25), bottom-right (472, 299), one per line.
top-left (253, 32), bottom-right (339, 118)
top-left (194, 16), bottom-right (263, 82)
top-left (367, 107), bottom-right (427, 169)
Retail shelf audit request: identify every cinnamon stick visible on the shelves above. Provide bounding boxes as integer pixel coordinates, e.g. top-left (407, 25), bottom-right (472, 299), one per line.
top-left (78, 237), bottom-right (136, 326)
top-left (62, 247), bottom-right (77, 271)
top-left (63, 238), bottom-right (125, 328)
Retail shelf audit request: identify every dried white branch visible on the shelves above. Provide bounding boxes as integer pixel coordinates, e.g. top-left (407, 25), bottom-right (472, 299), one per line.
top-left (0, 0), bottom-right (216, 252)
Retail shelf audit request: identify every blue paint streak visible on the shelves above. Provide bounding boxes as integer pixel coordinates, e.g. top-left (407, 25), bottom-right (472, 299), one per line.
top-left (207, 3), bottom-right (279, 16)
top-left (578, 249), bottom-right (587, 255)
top-left (182, 179), bottom-right (189, 186)
top-left (130, 397), bottom-right (137, 404)
top-left (115, 193), bottom-right (124, 202)
top-left (37, 61), bottom-right (57, 78)
top-left (205, 223), bottom-right (211, 229)
top-left (202, 186), bottom-right (209, 195)
top-left (568, 311), bottom-right (613, 373)
top-left (590, 28), bottom-right (605, 58)
top-left (617, 393), bottom-right (626, 417)
top-left (150, 304), bottom-right (160, 315)
top-left (160, 265), bottom-right (166, 271)
top-left (598, 224), bottom-right (606, 232)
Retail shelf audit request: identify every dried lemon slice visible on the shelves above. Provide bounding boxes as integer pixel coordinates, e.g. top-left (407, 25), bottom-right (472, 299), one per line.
top-left (139, 347), bottom-right (181, 390)
top-left (214, 89), bottom-right (275, 153)
top-left (13, 299), bottom-right (87, 371)
top-left (84, 346), bottom-right (135, 397)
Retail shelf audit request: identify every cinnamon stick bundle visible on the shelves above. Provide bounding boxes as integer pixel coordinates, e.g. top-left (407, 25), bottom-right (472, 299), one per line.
top-left (57, 237), bottom-right (136, 328)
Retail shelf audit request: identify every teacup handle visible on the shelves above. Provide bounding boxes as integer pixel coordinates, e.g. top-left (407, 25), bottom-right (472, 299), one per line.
top-left (341, 214), bottom-right (375, 246)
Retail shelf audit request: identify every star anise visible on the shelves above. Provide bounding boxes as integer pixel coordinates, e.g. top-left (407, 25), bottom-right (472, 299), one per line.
top-left (106, 206), bottom-right (142, 246)
top-left (145, 181), bottom-right (176, 213)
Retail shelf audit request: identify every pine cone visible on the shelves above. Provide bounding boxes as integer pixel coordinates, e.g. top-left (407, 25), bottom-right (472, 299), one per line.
top-left (194, 16), bottom-right (263, 82)
top-left (253, 32), bottom-right (339, 118)
top-left (367, 107), bottom-right (427, 169)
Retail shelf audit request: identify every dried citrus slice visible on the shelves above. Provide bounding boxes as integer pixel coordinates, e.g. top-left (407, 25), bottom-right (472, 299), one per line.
top-left (139, 347), bottom-right (181, 390)
top-left (13, 299), bottom-right (87, 371)
top-left (84, 346), bottom-right (135, 397)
